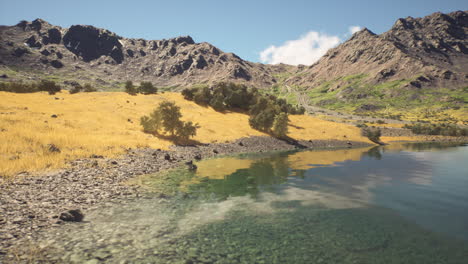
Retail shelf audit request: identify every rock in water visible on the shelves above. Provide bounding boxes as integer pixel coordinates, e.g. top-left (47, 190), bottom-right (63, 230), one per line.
top-left (59, 209), bottom-right (84, 222)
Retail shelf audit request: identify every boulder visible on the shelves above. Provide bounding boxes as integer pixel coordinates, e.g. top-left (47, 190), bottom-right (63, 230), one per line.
top-left (173, 36), bottom-right (195, 45)
top-left (232, 65), bottom-right (251, 81)
top-left (47, 28), bottom-right (62, 44)
top-left (13, 47), bottom-right (29, 57)
top-left (195, 55), bottom-right (208, 69)
top-left (26, 35), bottom-right (42, 48)
top-left (63, 25), bottom-right (124, 63)
top-left (59, 209), bottom-right (84, 222)
top-left (40, 49), bottom-right (51, 56)
top-left (50, 60), bottom-right (64, 68)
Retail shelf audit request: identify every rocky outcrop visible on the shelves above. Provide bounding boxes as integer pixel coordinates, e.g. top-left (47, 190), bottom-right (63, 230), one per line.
top-left (0, 11), bottom-right (465, 91)
top-left (0, 19), bottom-right (292, 88)
top-left (63, 25), bottom-right (124, 63)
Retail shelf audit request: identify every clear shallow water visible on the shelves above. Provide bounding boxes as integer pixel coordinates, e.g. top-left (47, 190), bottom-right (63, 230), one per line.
top-left (38, 143), bottom-right (468, 263)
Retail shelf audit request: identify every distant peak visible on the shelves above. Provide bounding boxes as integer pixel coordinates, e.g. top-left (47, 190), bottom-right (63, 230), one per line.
top-left (32, 18), bottom-right (50, 25)
top-left (349, 27), bottom-right (376, 40)
top-left (357, 27), bottom-right (375, 35)
top-left (16, 18), bottom-right (51, 31)
top-left (173, 35), bottom-right (195, 45)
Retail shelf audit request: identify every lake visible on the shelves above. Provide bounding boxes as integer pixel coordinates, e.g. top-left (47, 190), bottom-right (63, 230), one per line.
top-left (38, 143), bottom-right (468, 263)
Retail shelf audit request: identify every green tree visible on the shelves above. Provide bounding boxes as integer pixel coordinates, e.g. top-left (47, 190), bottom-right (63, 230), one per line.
top-left (176, 121), bottom-right (199, 142)
top-left (140, 108), bottom-right (162, 133)
top-left (362, 127), bottom-right (383, 144)
top-left (140, 101), bottom-right (199, 143)
top-left (158, 101), bottom-right (183, 136)
top-left (210, 93), bottom-right (226, 112)
top-left (249, 108), bottom-right (276, 132)
top-left (139, 81), bottom-right (157, 94)
top-left (193, 86), bottom-right (212, 106)
top-left (272, 113), bottom-right (289, 138)
top-left (125, 81), bottom-right (137, 95)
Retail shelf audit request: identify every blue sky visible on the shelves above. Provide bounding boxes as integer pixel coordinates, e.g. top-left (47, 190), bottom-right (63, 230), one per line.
top-left (0, 0), bottom-right (466, 64)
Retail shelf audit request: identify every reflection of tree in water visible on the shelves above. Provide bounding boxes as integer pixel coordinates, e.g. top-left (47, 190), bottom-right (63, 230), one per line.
top-left (189, 143), bottom-right (459, 200)
top-left (189, 153), bottom-right (299, 199)
top-left (364, 147), bottom-right (382, 160)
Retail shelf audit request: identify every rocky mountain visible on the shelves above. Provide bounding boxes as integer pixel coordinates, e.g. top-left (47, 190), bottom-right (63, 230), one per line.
top-left (0, 19), bottom-right (294, 89)
top-left (286, 10), bottom-right (467, 113)
top-left (0, 10), bottom-right (466, 117)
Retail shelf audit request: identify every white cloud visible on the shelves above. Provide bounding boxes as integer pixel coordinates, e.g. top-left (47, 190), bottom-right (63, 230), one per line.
top-left (348, 25), bottom-right (362, 35)
top-left (259, 31), bottom-right (341, 66)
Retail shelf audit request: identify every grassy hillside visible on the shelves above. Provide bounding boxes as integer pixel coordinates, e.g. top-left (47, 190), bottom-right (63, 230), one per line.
top-left (0, 91), bottom-right (371, 178)
top-left (303, 74), bottom-right (467, 124)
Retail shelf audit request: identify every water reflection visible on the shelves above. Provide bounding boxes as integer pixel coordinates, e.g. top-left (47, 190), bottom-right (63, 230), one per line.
top-left (185, 142), bottom-right (468, 241)
top-left (33, 142), bottom-right (468, 263)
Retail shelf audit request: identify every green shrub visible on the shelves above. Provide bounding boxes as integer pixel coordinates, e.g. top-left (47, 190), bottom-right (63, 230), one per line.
top-left (38, 80), bottom-right (61, 95)
top-left (210, 93), bottom-right (226, 112)
top-left (249, 107), bottom-right (277, 132)
top-left (362, 127), bottom-right (382, 144)
top-left (83, 83), bottom-right (97, 92)
top-left (139, 82), bottom-right (157, 94)
top-left (193, 86), bottom-right (212, 106)
top-left (376, 120), bottom-right (386, 124)
top-left (69, 84), bottom-right (83, 94)
top-left (0, 81), bottom-right (38, 93)
top-left (403, 123), bottom-right (467, 136)
top-left (125, 81), bottom-right (137, 95)
top-left (181, 88), bottom-right (195, 100)
top-left (272, 112), bottom-right (289, 138)
top-left (140, 101), bottom-right (199, 143)
top-left (176, 121), bottom-right (199, 141)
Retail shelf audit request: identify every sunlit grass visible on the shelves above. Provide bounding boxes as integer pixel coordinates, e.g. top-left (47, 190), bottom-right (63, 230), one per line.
top-left (0, 91), bottom-right (370, 178)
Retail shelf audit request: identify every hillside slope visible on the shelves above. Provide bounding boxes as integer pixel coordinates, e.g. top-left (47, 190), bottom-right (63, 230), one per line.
top-left (285, 11), bottom-right (467, 122)
top-left (0, 19), bottom-right (294, 89)
top-left (0, 91), bottom-right (371, 177)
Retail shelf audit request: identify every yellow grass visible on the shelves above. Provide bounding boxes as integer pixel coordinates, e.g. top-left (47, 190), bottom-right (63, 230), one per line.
top-left (0, 91), bottom-right (370, 178)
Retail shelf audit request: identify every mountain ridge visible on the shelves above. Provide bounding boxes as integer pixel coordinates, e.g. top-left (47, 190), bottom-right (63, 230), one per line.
top-left (287, 10), bottom-right (467, 90)
top-left (0, 18), bottom-right (294, 89)
top-left (0, 10), bottom-right (466, 104)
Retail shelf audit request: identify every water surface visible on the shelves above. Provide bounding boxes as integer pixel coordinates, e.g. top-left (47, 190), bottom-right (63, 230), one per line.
top-left (39, 143), bottom-right (468, 263)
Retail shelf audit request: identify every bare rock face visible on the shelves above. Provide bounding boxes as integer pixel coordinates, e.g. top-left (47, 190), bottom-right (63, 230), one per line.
top-left (63, 25), bottom-right (124, 63)
top-left (42, 28), bottom-right (62, 44)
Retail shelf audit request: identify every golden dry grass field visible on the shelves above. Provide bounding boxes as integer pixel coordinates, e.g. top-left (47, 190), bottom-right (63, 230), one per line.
top-left (0, 91), bottom-right (372, 178)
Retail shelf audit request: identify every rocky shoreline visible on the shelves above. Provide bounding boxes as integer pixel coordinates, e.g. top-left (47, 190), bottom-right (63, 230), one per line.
top-left (0, 136), bottom-right (371, 260)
